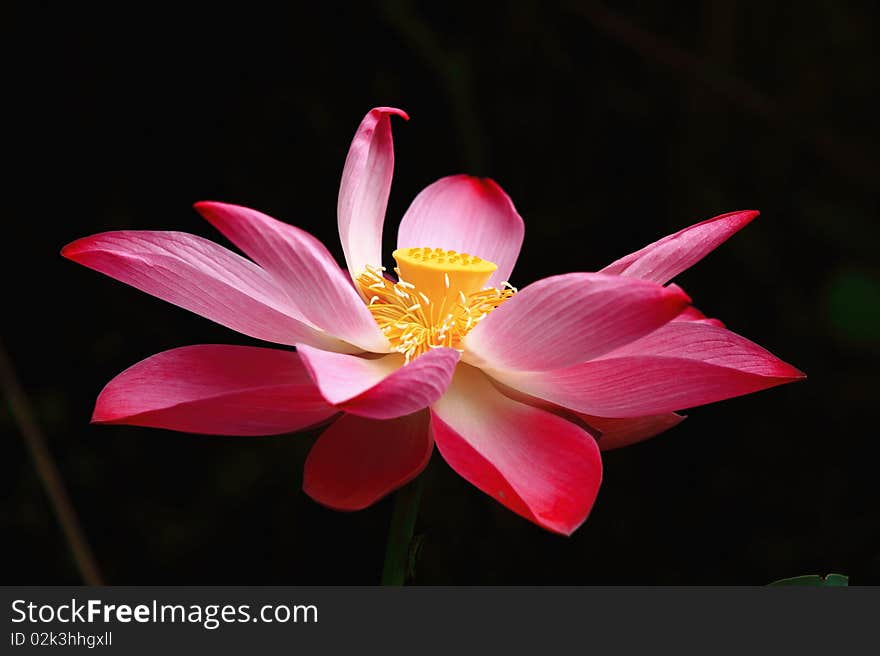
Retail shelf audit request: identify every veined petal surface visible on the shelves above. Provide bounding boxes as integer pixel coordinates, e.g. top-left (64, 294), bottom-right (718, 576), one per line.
top-left (196, 201), bottom-right (389, 352)
top-left (464, 272), bottom-right (691, 372)
top-left (303, 410), bottom-right (432, 511)
top-left (62, 230), bottom-right (351, 351)
top-left (431, 365), bottom-right (602, 535)
top-left (601, 210), bottom-right (759, 284)
top-left (490, 322), bottom-right (804, 417)
top-left (92, 345), bottom-right (337, 435)
top-left (296, 344), bottom-right (459, 420)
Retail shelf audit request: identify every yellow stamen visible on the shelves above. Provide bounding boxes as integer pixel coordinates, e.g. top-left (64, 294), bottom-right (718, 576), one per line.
top-left (356, 248), bottom-right (515, 363)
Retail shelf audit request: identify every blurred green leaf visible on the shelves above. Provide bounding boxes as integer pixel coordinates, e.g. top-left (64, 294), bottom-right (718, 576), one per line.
top-left (769, 573), bottom-right (849, 586)
top-left (825, 268), bottom-right (880, 346)
top-left (407, 533), bottom-right (426, 582)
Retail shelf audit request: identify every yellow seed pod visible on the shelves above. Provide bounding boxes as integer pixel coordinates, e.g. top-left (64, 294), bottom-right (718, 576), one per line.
top-left (393, 247), bottom-right (496, 304)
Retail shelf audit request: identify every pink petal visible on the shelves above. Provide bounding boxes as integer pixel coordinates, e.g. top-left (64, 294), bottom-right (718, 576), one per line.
top-left (62, 231), bottom-right (352, 351)
top-left (396, 175), bottom-right (525, 288)
top-left (337, 107), bottom-right (409, 278)
top-left (92, 345), bottom-right (337, 436)
top-left (493, 321), bottom-right (804, 417)
top-left (303, 410), bottom-right (432, 511)
top-left (675, 304), bottom-right (725, 328)
top-left (431, 365), bottom-right (602, 536)
top-left (486, 378), bottom-right (604, 439)
top-left (464, 272), bottom-right (691, 372)
top-left (581, 413), bottom-right (685, 451)
top-left (600, 210), bottom-right (759, 284)
top-left (296, 344), bottom-right (459, 420)
top-left (195, 202), bottom-right (389, 353)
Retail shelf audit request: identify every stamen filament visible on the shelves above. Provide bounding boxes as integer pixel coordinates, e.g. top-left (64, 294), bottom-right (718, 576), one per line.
top-left (355, 248), bottom-right (515, 363)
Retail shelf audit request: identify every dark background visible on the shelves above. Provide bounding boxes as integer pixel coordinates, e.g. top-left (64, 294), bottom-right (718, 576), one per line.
top-left (5, 1), bottom-right (878, 584)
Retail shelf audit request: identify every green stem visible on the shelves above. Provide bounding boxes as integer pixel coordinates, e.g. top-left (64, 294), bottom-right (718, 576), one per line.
top-left (381, 475), bottom-right (424, 585)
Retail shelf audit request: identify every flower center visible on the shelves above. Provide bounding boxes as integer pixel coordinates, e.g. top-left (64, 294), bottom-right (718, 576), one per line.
top-left (356, 247), bottom-right (516, 362)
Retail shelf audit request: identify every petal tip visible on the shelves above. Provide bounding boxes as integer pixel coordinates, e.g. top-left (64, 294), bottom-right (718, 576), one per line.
top-left (464, 175), bottom-right (507, 196)
top-left (662, 281), bottom-right (693, 309)
top-left (714, 209), bottom-right (760, 225)
top-left (90, 387), bottom-right (117, 424)
top-left (61, 233), bottom-right (111, 262)
top-left (670, 285), bottom-right (692, 306)
top-left (771, 358), bottom-right (807, 380)
top-left (556, 524), bottom-right (580, 538)
top-left (372, 106), bottom-right (409, 121)
top-left (60, 236), bottom-right (90, 260)
top-left (60, 242), bottom-right (76, 259)
top-left (733, 209), bottom-right (760, 228)
top-left (192, 200), bottom-right (234, 218)
top-left (541, 495), bottom-right (600, 536)
top-left (89, 406), bottom-right (110, 425)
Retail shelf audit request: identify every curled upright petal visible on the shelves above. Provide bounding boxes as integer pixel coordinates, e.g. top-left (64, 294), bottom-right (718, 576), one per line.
top-left (303, 410), bottom-right (433, 511)
top-left (464, 272), bottom-right (691, 372)
top-left (195, 202), bottom-right (389, 353)
top-left (296, 344), bottom-right (459, 420)
top-left (431, 365), bottom-right (602, 536)
top-left (62, 230), bottom-right (353, 352)
top-left (490, 321), bottom-right (804, 417)
top-left (92, 345), bottom-right (337, 435)
top-left (337, 107), bottom-right (409, 277)
top-left (601, 210), bottom-right (759, 284)
top-left (396, 175), bottom-right (524, 288)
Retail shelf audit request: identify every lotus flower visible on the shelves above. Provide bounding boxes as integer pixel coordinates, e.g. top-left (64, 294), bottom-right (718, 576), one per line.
top-left (61, 107), bottom-right (803, 535)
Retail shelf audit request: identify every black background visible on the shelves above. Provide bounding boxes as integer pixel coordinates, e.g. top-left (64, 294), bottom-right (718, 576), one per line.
top-left (5, 1), bottom-right (878, 584)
